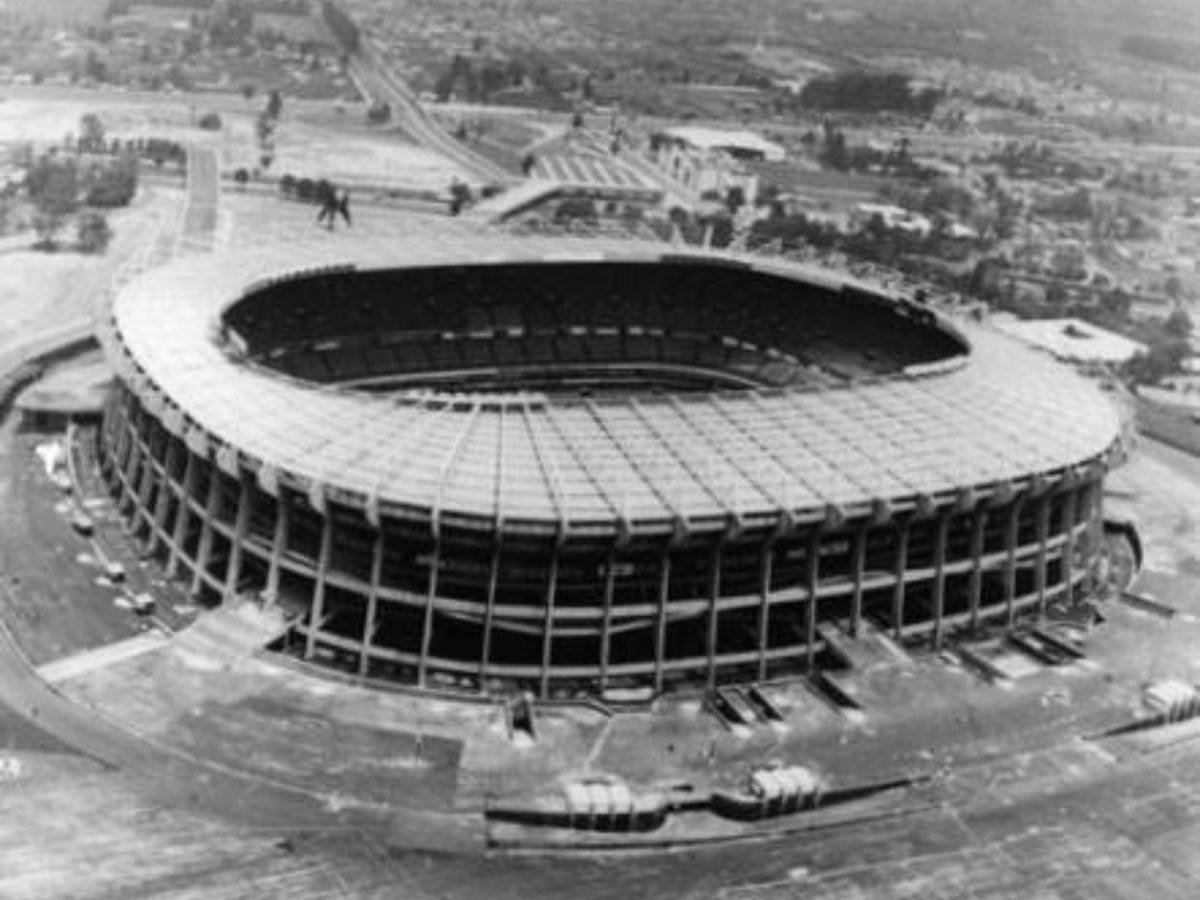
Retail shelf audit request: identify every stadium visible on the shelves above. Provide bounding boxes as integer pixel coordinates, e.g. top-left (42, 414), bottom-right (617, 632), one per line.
top-left (96, 237), bottom-right (1121, 701)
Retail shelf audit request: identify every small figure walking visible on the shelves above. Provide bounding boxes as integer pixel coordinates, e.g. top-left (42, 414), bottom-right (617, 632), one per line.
top-left (336, 189), bottom-right (352, 227)
top-left (315, 181), bottom-right (339, 230)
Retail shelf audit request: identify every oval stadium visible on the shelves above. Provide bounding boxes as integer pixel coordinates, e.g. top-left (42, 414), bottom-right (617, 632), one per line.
top-left (96, 237), bottom-right (1122, 701)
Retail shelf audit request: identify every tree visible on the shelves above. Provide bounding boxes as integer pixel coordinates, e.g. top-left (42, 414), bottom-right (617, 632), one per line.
top-left (85, 156), bottom-right (138, 207)
top-left (79, 113), bottom-right (105, 153)
top-left (1124, 339), bottom-right (1189, 385)
top-left (1164, 274), bottom-right (1183, 302)
top-left (1164, 307), bottom-right (1193, 338)
top-left (448, 180), bottom-right (473, 215)
top-left (26, 154), bottom-right (80, 249)
top-left (76, 211), bottom-right (112, 254)
top-left (198, 112), bottom-right (223, 131)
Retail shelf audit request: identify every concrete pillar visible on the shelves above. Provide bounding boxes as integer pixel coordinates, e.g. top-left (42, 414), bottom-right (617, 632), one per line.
top-left (189, 462), bottom-right (221, 597)
top-left (166, 450), bottom-right (197, 578)
top-left (598, 546), bottom-right (617, 692)
top-left (805, 528), bottom-right (820, 675)
top-left (151, 438), bottom-right (180, 553)
top-left (539, 545), bottom-right (562, 700)
top-left (849, 524), bottom-right (866, 637)
top-left (478, 541), bottom-right (502, 691)
top-left (134, 427), bottom-right (157, 511)
top-left (118, 422), bottom-right (143, 516)
top-left (358, 528), bottom-right (384, 678)
top-left (653, 550), bottom-right (671, 696)
top-left (1004, 501), bottom-right (1022, 626)
top-left (416, 538), bottom-right (441, 688)
top-left (264, 494), bottom-right (289, 605)
top-left (304, 513), bottom-right (334, 659)
top-left (931, 511), bottom-right (949, 650)
top-left (967, 508), bottom-right (988, 631)
top-left (1035, 492), bottom-right (1052, 616)
top-left (705, 543), bottom-right (723, 689)
top-left (755, 542), bottom-right (775, 683)
top-left (892, 521), bottom-right (909, 639)
top-left (222, 475), bottom-right (253, 602)
top-left (1062, 487), bottom-right (1079, 600)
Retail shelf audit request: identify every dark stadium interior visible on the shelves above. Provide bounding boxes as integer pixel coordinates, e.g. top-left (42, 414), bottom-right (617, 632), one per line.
top-left (220, 259), bottom-right (970, 396)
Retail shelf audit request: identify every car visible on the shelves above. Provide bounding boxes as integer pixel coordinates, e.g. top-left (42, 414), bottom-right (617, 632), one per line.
top-left (70, 511), bottom-right (94, 537)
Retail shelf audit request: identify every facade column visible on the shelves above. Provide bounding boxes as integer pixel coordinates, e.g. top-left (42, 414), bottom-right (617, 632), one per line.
top-left (151, 438), bottom-right (180, 553)
top-left (304, 512), bottom-right (334, 660)
top-left (118, 421), bottom-right (143, 516)
top-left (133, 429), bottom-right (158, 528)
top-left (705, 543), bottom-right (723, 689)
top-left (967, 508), bottom-right (988, 631)
top-left (930, 510), bottom-right (950, 650)
top-left (1035, 492), bottom-right (1052, 616)
top-left (478, 541), bottom-right (502, 691)
top-left (849, 524), bottom-right (866, 637)
top-left (416, 538), bottom-right (441, 688)
top-left (891, 520), bottom-right (909, 639)
top-left (755, 541), bottom-right (775, 683)
top-left (359, 528), bottom-right (384, 678)
top-left (112, 402), bottom-right (135, 485)
top-left (222, 475), bottom-right (253, 602)
top-left (653, 550), bottom-right (671, 696)
top-left (189, 463), bottom-right (221, 597)
top-left (1004, 500), bottom-right (1022, 626)
top-left (1062, 487), bottom-right (1079, 601)
top-left (598, 546), bottom-right (617, 693)
top-left (539, 544), bottom-right (562, 700)
top-left (805, 528), bottom-right (821, 675)
top-left (166, 450), bottom-right (197, 578)
top-left (264, 493), bottom-right (290, 605)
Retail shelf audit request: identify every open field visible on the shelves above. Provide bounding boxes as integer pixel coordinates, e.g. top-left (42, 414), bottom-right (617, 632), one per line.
top-left (0, 0), bottom-right (107, 26)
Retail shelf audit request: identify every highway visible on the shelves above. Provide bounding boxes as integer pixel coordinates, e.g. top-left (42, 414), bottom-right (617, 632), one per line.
top-left (347, 41), bottom-right (515, 189)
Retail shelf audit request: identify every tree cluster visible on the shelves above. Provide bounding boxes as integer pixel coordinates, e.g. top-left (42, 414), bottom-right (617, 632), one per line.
top-left (279, 175), bottom-right (337, 206)
top-left (1120, 34), bottom-right (1200, 74)
top-left (799, 71), bottom-right (942, 116)
top-left (321, 0), bottom-right (360, 52)
top-left (83, 156), bottom-right (139, 208)
top-left (208, 0), bottom-right (256, 47)
top-left (434, 54), bottom-right (530, 104)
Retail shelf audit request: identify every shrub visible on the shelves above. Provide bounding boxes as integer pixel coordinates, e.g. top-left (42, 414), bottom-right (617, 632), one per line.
top-left (85, 157), bottom-right (138, 207)
top-left (76, 210), bottom-right (112, 254)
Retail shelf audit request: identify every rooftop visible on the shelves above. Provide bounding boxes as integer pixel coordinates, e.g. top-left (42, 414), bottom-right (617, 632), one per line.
top-left (104, 239), bottom-right (1120, 535)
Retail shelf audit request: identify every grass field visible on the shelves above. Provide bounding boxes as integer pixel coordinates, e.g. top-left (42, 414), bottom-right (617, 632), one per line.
top-left (0, 0), bottom-right (108, 25)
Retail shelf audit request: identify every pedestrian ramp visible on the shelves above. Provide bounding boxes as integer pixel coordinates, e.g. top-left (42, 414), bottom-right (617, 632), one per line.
top-left (37, 631), bottom-right (169, 685)
top-left (173, 600), bottom-right (293, 660)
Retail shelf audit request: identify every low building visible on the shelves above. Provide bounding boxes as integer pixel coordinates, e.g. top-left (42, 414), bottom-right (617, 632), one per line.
top-left (991, 315), bottom-right (1147, 365)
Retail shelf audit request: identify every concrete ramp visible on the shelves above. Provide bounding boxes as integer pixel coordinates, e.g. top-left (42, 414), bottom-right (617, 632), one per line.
top-left (37, 631), bottom-right (169, 685)
top-left (174, 601), bottom-right (292, 660)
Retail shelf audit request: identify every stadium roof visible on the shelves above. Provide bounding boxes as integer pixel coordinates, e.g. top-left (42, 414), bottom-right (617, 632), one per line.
top-left (103, 238), bottom-right (1120, 537)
